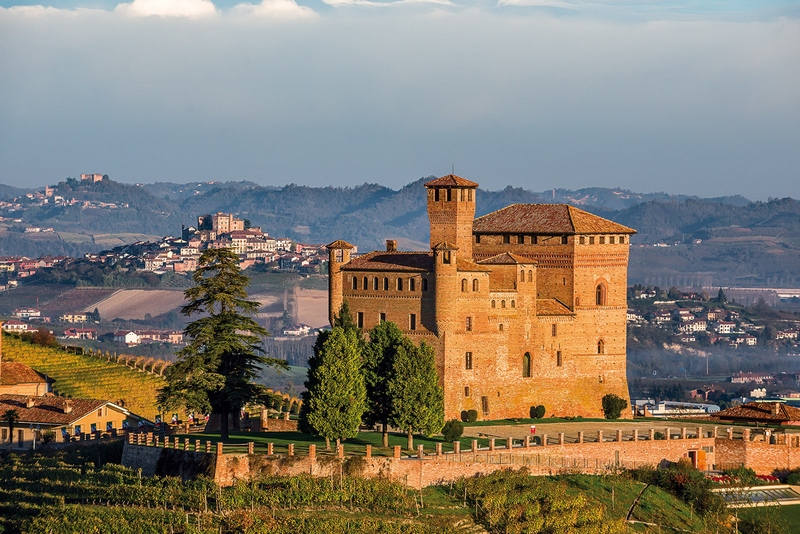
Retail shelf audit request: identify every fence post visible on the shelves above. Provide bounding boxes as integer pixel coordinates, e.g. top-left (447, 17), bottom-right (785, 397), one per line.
top-left (248, 442), bottom-right (254, 455)
top-left (308, 444), bottom-right (316, 459)
top-left (713, 426), bottom-right (719, 438)
top-left (417, 444), bottom-right (424, 459)
top-left (597, 430), bottom-right (603, 443)
top-left (616, 430), bottom-right (623, 442)
top-left (205, 441), bottom-right (211, 453)
top-left (696, 427), bottom-right (703, 439)
top-left (215, 442), bottom-right (223, 455)
top-left (633, 429), bottom-right (639, 442)
top-left (288, 444), bottom-right (295, 456)
top-left (174, 437), bottom-right (180, 450)
top-left (366, 444), bottom-right (372, 459)
top-left (489, 438), bottom-right (495, 452)
top-left (267, 443), bottom-right (274, 455)
top-left (507, 437), bottom-right (513, 450)
top-left (649, 428), bottom-right (655, 441)
top-left (453, 441), bottom-right (461, 454)
top-left (727, 428), bottom-right (733, 440)
top-left (541, 434), bottom-right (548, 447)
top-left (577, 431), bottom-right (584, 444)
top-left (195, 439), bottom-right (201, 452)
top-left (680, 428), bottom-right (687, 440)
top-left (337, 444), bottom-right (344, 458)
top-left (559, 433), bottom-right (565, 445)
top-left (184, 438), bottom-right (190, 451)
top-left (435, 443), bottom-right (442, 456)
top-left (743, 429), bottom-right (751, 441)
top-left (471, 439), bottom-right (478, 453)
top-left (664, 428), bottom-right (670, 441)
top-left (393, 445), bottom-right (401, 459)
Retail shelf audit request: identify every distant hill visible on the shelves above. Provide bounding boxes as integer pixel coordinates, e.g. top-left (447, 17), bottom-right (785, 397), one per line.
top-left (2, 175), bottom-right (799, 287)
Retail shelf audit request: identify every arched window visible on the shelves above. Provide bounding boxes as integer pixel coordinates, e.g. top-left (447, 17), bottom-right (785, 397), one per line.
top-left (473, 279), bottom-right (479, 292)
top-left (501, 300), bottom-right (506, 309)
top-left (383, 277), bottom-right (389, 290)
top-left (511, 300), bottom-right (516, 308)
top-left (527, 270), bottom-right (533, 282)
top-left (409, 278), bottom-right (415, 291)
top-left (464, 386), bottom-right (470, 397)
top-left (363, 276), bottom-right (368, 290)
top-left (520, 271), bottom-right (525, 282)
top-left (499, 324), bottom-right (504, 332)
top-left (491, 300), bottom-right (496, 308)
top-left (462, 279), bottom-right (468, 292)
top-left (522, 352), bottom-right (531, 378)
top-left (576, 296), bottom-right (581, 306)
top-left (397, 278), bottom-right (403, 291)
top-left (597, 340), bottom-right (605, 354)
top-left (422, 278), bottom-right (428, 291)
top-left (373, 277), bottom-right (379, 290)
top-left (596, 284), bottom-right (606, 306)
top-left (352, 277), bottom-right (358, 290)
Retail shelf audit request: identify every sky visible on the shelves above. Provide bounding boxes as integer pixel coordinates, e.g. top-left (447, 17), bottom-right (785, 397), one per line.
top-left (1, 1), bottom-right (798, 200)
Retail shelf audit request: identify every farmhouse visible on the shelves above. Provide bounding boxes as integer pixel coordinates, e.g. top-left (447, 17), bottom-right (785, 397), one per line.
top-left (327, 175), bottom-right (635, 420)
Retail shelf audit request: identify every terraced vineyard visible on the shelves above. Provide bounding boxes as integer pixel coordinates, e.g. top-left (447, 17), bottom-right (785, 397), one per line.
top-left (3, 335), bottom-right (163, 419)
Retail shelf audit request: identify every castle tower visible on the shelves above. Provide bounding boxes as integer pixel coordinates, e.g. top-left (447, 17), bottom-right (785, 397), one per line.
top-left (425, 175), bottom-right (478, 259)
top-left (432, 242), bottom-right (459, 335)
top-left (325, 240), bottom-right (354, 325)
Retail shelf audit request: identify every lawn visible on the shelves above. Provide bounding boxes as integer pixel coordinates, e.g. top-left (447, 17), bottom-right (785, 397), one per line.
top-left (737, 504), bottom-right (800, 533)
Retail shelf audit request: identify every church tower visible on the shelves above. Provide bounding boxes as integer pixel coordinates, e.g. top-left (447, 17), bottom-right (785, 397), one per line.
top-left (425, 175), bottom-right (478, 258)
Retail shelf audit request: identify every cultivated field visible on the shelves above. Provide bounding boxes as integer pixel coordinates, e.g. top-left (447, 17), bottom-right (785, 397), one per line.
top-left (39, 287), bottom-right (117, 316)
top-left (84, 289), bottom-right (186, 320)
top-left (296, 288), bottom-right (328, 328)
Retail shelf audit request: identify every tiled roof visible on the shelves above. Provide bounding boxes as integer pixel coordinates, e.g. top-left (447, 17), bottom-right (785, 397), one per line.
top-left (473, 204), bottom-right (635, 235)
top-left (0, 395), bottom-right (113, 426)
top-left (343, 252), bottom-right (433, 272)
top-left (537, 299), bottom-right (575, 316)
top-left (0, 362), bottom-right (48, 386)
top-left (432, 242), bottom-right (458, 251)
top-left (424, 174), bottom-right (479, 188)
top-left (478, 252), bottom-right (536, 265)
top-left (711, 402), bottom-right (800, 423)
top-left (326, 240), bottom-right (355, 249)
top-left (456, 259), bottom-right (492, 272)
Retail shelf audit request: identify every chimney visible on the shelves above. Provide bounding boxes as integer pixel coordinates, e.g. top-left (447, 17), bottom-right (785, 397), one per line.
top-left (772, 403), bottom-right (781, 416)
top-left (386, 240), bottom-right (397, 252)
top-left (26, 397), bottom-right (35, 408)
top-left (62, 400), bottom-right (73, 414)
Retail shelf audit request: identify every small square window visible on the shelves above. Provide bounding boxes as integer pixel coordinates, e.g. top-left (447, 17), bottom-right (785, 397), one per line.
top-left (465, 352), bottom-right (473, 370)
top-left (589, 236), bottom-right (595, 245)
top-left (464, 386), bottom-right (470, 397)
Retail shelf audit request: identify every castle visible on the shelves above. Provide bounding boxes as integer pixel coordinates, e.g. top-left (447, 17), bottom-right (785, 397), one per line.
top-left (327, 175), bottom-right (635, 420)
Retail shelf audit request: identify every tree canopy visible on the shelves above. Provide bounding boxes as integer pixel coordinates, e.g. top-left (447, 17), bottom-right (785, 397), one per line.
top-left (157, 248), bottom-right (286, 440)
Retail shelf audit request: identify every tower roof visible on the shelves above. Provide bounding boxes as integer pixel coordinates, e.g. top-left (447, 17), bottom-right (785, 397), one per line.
top-left (342, 251), bottom-right (433, 272)
top-left (477, 252), bottom-right (535, 265)
top-left (326, 240), bottom-right (355, 250)
top-left (473, 204), bottom-right (635, 235)
top-left (424, 174), bottom-right (479, 188)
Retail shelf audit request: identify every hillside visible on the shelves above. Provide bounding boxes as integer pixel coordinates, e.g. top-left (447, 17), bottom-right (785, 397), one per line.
top-left (3, 335), bottom-right (163, 419)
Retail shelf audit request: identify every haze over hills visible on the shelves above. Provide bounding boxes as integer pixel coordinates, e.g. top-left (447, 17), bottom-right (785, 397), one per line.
top-left (1, 175), bottom-right (798, 287)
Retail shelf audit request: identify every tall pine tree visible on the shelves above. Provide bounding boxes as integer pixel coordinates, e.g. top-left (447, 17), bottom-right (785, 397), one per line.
top-left (363, 321), bottom-right (405, 448)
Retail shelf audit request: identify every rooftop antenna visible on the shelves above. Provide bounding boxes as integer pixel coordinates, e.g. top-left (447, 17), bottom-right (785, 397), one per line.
top-left (452, 164), bottom-right (454, 175)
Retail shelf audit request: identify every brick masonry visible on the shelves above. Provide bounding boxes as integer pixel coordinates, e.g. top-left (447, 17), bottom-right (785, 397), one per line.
top-left (327, 176), bottom-right (633, 420)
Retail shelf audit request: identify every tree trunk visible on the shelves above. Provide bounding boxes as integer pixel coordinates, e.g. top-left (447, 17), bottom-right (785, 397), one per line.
top-left (382, 422), bottom-right (389, 448)
top-left (407, 429), bottom-right (413, 451)
top-left (325, 437), bottom-right (331, 450)
top-left (220, 411), bottom-right (229, 441)
top-left (336, 438), bottom-right (341, 450)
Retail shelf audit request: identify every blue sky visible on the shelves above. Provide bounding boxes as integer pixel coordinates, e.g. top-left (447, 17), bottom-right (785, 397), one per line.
top-left (1, 1), bottom-right (798, 199)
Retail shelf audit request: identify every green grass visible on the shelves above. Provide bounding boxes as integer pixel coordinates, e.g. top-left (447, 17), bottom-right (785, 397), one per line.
top-left (179, 429), bottom-right (493, 456)
top-left (738, 504), bottom-right (800, 533)
top-left (462, 416), bottom-right (615, 427)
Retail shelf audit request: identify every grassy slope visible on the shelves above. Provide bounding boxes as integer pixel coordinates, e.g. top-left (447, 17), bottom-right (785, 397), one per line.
top-left (3, 335), bottom-right (163, 419)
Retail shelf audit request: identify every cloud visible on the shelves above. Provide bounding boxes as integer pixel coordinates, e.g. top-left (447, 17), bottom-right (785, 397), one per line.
top-left (230, 0), bottom-right (316, 19)
top-left (115, 0), bottom-right (218, 18)
top-left (322, 0), bottom-right (454, 7)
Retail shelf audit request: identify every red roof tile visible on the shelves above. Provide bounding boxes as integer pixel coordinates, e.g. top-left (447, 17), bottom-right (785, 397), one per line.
top-left (478, 252), bottom-right (536, 265)
top-left (0, 362), bottom-right (48, 386)
top-left (537, 299), bottom-right (575, 316)
top-left (473, 204), bottom-right (635, 235)
top-left (0, 394), bottom-right (119, 426)
top-left (711, 402), bottom-right (800, 423)
top-left (326, 240), bottom-right (355, 250)
top-left (343, 252), bottom-right (433, 272)
top-left (456, 258), bottom-right (492, 272)
top-left (424, 174), bottom-right (479, 188)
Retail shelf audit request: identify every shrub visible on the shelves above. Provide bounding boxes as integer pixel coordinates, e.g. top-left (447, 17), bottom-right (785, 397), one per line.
top-left (442, 419), bottom-right (464, 442)
top-left (787, 469), bottom-right (800, 485)
top-left (529, 405), bottom-right (545, 419)
top-left (466, 410), bottom-right (478, 423)
top-left (602, 394), bottom-right (629, 419)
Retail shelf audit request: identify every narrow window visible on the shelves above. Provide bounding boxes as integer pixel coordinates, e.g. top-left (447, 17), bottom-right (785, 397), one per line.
top-left (599, 236), bottom-right (605, 244)
top-left (552, 324), bottom-right (557, 337)
top-left (501, 300), bottom-right (506, 309)
top-left (466, 317), bottom-right (472, 331)
top-left (563, 277), bottom-right (566, 285)
top-left (528, 270), bottom-right (533, 282)
top-left (580, 236), bottom-right (585, 244)
top-left (380, 313), bottom-right (386, 323)
top-left (422, 278), bottom-right (428, 291)
top-left (383, 277), bottom-right (389, 290)
top-left (468, 189), bottom-right (473, 201)
top-left (434, 189), bottom-right (440, 202)
top-left (352, 277), bottom-right (358, 290)
top-left (409, 278), bottom-right (415, 291)
top-left (511, 300), bottom-right (516, 308)
top-left (561, 235), bottom-right (568, 244)
top-left (446, 188), bottom-right (452, 201)
top-left (503, 235), bottom-right (511, 244)
top-left (410, 314), bottom-right (417, 331)
top-left (363, 276), bottom-right (368, 289)
top-left (576, 296), bottom-right (581, 306)
top-left (481, 396), bottom-right (489, 415)
top-left (464, 386), bottom-right (470, 397)
top-left (460, 188), bottom-right (464, 201)
top-left (397, 278), bottom-right (403, 291)
top-left (462, 279), bottom-right (468, 292)
top-left (620, 236), bottom-right (626, 244)
top-left (596, 284), bottom-right (606, 306)
top-left (473, 279), bottom-right (479, 292)
top-left (557, 351), bottom-right (563, 367)
top-left (357, 312), bottom-right (364, 329)
top-left (609, 236), bottom-right (615, 244)
top-left (532, 235), bottom-right (538, 244)
top-left (465, 352), bottom-right (473, 370)
top-left (499, 324), bottom-right (504, 331)
top-left (491, 300), bottom-right (496, 308)
top-left (475, 234), bottom-right (481, 244)
top-left (373, 277), bottom-right (379, 290)
top-left (520, 271), bottom-right (525, 282)
top-left (589, 236), bottom-right (595, 244)
top-left (523, 352), bottom-right (531, 377)
top-left (597, 340), bottom-right (605, 354)
top-left (517, 234), bottom-right (525, 244)
top-left (443, 251), bottom-right (451, 264)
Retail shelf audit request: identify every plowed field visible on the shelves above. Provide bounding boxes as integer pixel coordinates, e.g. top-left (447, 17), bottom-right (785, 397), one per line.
top-left (84, 289), bottom-right (186, 320)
